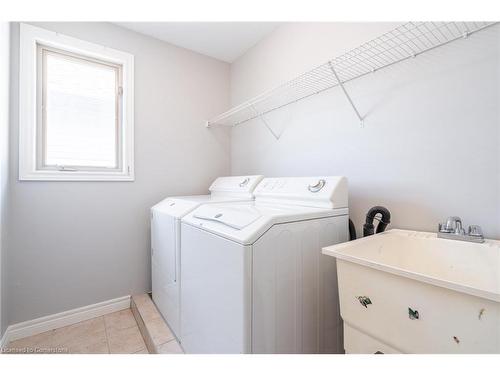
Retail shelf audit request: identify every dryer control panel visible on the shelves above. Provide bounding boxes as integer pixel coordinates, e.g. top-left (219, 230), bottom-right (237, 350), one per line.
top-left (254, 176), bottom-right (348, 209)
top-left (209, 175), bottom-right (264, 198)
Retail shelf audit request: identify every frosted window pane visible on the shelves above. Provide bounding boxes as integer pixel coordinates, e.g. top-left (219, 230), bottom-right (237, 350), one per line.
top-left (44, 52), bottom-right (118, 168)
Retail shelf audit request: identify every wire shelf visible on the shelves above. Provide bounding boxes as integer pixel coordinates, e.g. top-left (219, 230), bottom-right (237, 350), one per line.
top-left (207, 22), bottom-right (497, 129)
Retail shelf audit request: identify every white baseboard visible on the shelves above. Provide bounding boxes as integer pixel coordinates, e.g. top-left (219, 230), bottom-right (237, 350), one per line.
top-left (0, 295), bottom-right (131, 348)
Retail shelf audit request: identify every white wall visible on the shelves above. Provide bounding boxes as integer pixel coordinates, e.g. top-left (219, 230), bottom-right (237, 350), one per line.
top-left (0, 22), bottom-right (10, 336)
top-left (230, 23), bottom-right (500, 239)
top-left (5, 22), bottom-right (231, 325)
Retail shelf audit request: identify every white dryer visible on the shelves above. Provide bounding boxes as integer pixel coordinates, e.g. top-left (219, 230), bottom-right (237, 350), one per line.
top-left (180, 176), bottom-right (349, 353)
top-left (151, 175), bottom-right (263, 339)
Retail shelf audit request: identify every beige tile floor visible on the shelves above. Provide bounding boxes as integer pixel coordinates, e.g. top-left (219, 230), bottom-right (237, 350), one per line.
top-left (5, 309), bottom-right (149, 354)
top-left (131, 294), bottom-right (183, 354)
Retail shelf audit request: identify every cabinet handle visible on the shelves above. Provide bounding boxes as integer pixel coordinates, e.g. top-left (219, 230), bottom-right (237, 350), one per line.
top-left (408, 307), bottom-right (419, 320)
top-left (356, 296), bottom-right (372, 308)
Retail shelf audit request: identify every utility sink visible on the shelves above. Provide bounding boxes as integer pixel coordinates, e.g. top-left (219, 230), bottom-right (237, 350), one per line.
top-left (322, 229), bottom-right (500, 354)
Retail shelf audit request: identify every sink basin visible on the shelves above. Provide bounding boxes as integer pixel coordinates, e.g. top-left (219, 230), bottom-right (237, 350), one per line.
top-left (322, 229), bottom-right (500, 354)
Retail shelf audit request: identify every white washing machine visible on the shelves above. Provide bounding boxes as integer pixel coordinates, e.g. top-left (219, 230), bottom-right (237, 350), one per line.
top-left (180, 176), bottom-right (349, 353)
top-left (151, 175), bottom-right (264, 339)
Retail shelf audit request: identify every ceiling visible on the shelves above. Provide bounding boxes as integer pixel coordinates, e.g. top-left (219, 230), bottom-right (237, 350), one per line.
top-left (114, 22), bottom-right (281, 63)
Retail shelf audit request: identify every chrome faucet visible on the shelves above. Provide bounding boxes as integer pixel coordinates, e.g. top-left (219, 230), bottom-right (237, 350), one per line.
top-left (438, 216), bottom-right (484, 243)
top-left (443, 216), bottom-right (464, 234)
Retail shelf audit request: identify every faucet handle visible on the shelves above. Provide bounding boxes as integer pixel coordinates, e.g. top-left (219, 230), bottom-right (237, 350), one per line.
top-left (438, 222), bottom-right (452, 233)
top-left (468, 225), bottom-right (483, 237)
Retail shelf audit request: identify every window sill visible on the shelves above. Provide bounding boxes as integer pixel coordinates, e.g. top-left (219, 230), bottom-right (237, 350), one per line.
top-left (19, 170), bottom-right (135, 182)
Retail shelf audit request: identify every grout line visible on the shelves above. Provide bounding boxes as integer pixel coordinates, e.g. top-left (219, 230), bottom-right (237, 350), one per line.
top-left (102, 309), bottom-right (145, 354)
top-left (103, 309), bottom-right (138, 331)
top-left (157, 336), bottom-right (177, 346)
top-left (102, 316), bottom-right (111, 354)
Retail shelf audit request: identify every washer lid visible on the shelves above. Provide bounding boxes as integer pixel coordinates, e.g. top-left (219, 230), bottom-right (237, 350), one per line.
top-left (193, 204), bottom-right (261, 230)
top-left (183, 201), bottom-right (347, 245)
top-left (151, 175), bottom-right (264, 218)
top-left (151, 195), bottom-right (211, 218)
top-left (254, 176), bottom-right (348, 208)
top-left (209, 175), bottom-right (264, 199)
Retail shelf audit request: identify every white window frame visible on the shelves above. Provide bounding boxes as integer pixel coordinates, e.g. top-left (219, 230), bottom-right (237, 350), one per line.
top-left (19, 23), bottom-right (134, 181)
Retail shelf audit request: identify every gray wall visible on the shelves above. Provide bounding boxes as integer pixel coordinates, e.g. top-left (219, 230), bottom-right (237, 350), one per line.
top-left (230, 23), bottom-right (500, 239)
top-left (5, 22), bottom-right (231, 326)
top-left (4, 21), bottom-right (500, 331)
top-left (1, 22), bottom-right (10, 336)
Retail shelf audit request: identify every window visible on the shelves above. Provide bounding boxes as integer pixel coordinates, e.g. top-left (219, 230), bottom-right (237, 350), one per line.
top-left (38, 46), bottom-right (122, 171)
top-left (20, 24), bottom-right (134, 181)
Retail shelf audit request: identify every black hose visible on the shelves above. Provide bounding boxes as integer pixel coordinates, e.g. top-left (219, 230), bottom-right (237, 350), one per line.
top-left (363, 206), bottom-right (391, 237)
top-left (348, 219), bottom-right (357, 241)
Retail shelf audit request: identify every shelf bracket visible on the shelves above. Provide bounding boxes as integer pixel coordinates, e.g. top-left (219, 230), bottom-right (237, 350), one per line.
top-left (328, 61), bottom-right (364, 127)
top-left (251, 105), bottom-right (280, 140)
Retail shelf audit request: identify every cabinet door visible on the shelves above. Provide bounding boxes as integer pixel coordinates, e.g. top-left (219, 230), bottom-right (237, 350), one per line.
top-left (337, 260), bottom-right (500, 353)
